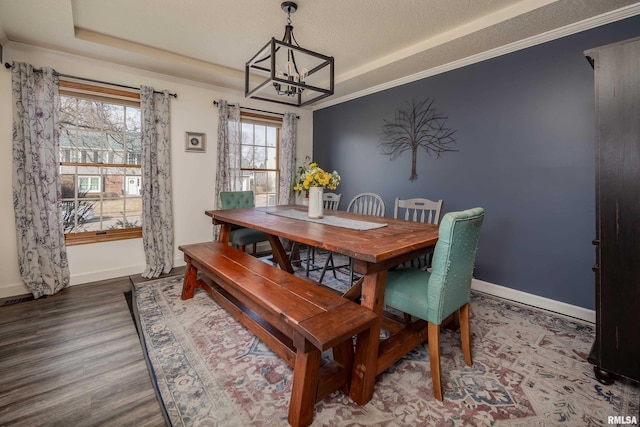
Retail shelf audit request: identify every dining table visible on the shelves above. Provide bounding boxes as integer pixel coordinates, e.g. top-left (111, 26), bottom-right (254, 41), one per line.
top-left (205, 204), bottom-right (439, 406)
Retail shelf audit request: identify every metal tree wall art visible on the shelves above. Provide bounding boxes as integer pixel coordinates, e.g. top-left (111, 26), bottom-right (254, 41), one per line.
top-left (379, 98), bottom-right (457, 181)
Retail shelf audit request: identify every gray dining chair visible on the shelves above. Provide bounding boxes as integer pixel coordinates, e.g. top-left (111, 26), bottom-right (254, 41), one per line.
top-left (321, 192), bottom-right (386, 284)
top-left (394, 197), bottom-right (443, 225)
top-left (394, 197), bottom-right (443, 268)
top-left (347, 192), bottom-right (386, 217)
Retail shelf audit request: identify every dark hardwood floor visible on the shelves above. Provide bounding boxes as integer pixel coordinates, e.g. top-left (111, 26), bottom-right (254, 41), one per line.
top-left (0, 269), bottom-right (184, 426)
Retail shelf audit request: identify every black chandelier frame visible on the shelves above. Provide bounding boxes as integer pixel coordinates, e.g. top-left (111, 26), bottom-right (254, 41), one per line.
top-left (244, 2), bottom-right (334, 107)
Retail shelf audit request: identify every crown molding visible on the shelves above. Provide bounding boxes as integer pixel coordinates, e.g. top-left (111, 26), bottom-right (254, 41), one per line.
top-left (313, 3), bottom-right (640, 111)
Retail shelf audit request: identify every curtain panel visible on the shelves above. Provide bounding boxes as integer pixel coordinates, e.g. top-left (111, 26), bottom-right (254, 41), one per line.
top-left (279, 112), bottom-right (297, 205)
top-left (140, 86), bottom-right (174, 278)
top-left (215, 100), bottom-right (242, 208)
top-left (213, 100), bottom-right (241, 240)
top-left (11, 62), bottom-right (70, 298)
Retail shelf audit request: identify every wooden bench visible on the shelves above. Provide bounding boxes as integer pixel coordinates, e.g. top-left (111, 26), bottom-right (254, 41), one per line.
top-left (179, 241), bottom-right (378, 427)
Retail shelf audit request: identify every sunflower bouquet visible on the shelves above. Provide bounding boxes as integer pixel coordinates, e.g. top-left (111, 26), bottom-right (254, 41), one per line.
top-left (293, 159), bottom-right (341, 195)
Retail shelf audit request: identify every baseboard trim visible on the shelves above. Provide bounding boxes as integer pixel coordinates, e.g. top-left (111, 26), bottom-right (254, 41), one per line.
top-left (69, 265), bottom-right (149, 286)
top-left (0, 263), bottom-right (595, 324)
top-left (0, 256), bottom-right (187, 299)
top-left (472, 278), bottom-right (595, 324)
top-left (69, 256), bottom-right (187, 286)
top-left (0, 282), bottom-right (31, 299)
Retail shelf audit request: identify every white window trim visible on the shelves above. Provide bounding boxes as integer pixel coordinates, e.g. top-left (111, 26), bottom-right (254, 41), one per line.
top-left (78, 176), bottom-right (101, 193)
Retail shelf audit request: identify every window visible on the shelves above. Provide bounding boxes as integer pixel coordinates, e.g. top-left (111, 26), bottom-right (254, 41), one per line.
top-left (240, 113), bottom-right (281, 207)
top-left (78, 176), bottom-right (101, 193)
top-left (59, 80), bottom-right (143, 245)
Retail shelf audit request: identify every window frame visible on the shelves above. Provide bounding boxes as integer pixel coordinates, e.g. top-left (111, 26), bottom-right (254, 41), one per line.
top-left (77, 176), bottom-right (101, 193)
top-left (239, 111), bottom-right (282, 207)
top-left (59, 79), bottom-right (143, 245)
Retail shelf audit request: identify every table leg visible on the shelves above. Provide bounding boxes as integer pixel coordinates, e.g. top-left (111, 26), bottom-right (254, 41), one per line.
top-left (350, 270), bottom-right (386, 405)
top-left (218, 223), bottom-right (231, 244)
top-left (268, 234), bottom-right (294, 273)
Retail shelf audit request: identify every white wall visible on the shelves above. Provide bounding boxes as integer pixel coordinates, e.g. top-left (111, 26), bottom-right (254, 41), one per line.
top-left (0, 43), bottom-right (313, 298)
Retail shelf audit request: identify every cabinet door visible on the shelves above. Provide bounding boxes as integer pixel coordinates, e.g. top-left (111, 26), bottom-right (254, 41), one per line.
top-left (593, 37), bottom-right (640, 382)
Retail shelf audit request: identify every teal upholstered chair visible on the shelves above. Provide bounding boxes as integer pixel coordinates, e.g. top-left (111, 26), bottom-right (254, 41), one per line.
top-left (384, 207), bottom-right (485, 401)
top-left (219, 191), bottom-right (268, 255)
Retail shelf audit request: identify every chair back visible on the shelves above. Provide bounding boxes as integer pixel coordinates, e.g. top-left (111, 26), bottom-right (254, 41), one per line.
top-left (428, 207), bottom-right (484, 324)
top-left (220, 191), bottom-right (255, 209)
top-left (394, 197), bottom-right (443, 225)
top-left (323, 193), bottom-right (342, 210)
top-left (347, 193), bottom-right (385, 217)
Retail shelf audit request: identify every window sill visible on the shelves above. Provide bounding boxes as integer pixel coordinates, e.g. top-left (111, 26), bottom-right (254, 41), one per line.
top-left (65, 228), bottom-right (142, 246)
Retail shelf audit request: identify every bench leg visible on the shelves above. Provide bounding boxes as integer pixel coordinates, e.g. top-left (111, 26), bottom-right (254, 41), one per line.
top-left (289, 332), bottom-right (321, 427)
top-left (181, 258), bottom-right (198, 300)
top-left (332, 338), bottom-right (354, 394)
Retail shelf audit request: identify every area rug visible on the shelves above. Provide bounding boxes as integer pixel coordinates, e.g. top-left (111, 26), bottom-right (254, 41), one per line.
top-left (133, 254), bottom-right (639, 426)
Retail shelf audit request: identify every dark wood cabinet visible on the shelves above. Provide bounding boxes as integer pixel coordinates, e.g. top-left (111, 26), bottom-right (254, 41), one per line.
top-left (586, 36), bottom-right (640, 385)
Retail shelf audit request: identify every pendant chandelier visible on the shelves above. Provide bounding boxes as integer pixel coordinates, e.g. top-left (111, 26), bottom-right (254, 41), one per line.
top-left (245, 1), bottom-right (334, 107)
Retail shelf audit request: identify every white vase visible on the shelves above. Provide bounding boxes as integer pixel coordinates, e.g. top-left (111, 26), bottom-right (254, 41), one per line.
top-left (307, 187), bottom-right (324, 219)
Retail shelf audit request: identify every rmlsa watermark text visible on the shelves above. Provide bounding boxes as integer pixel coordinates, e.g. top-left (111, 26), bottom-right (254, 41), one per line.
top-left (608, 415), bottom-right (638, 425)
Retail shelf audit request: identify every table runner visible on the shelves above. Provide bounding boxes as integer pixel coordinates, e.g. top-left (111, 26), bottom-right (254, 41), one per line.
top-left (267, 209), bottom-right (387, 231)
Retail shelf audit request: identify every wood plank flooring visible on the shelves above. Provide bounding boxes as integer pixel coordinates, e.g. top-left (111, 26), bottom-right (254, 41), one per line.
top-left (0, 270), bottom-right (183, 426)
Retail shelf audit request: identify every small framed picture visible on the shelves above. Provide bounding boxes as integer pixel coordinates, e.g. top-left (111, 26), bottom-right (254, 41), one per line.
top-left (185, 132), bottom-right (206, 152)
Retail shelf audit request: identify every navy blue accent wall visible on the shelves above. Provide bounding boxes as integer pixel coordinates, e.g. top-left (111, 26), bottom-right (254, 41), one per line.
top-left (313, 16), bottom-right (640, 310)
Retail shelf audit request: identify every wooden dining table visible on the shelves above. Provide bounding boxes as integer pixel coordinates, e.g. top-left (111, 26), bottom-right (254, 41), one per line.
top-left (205, 204), bottom-right (439, 405)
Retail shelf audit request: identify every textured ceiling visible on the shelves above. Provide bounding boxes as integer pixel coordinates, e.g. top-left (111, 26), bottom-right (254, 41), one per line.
top-left (1, 0), bottom-right (639, 108)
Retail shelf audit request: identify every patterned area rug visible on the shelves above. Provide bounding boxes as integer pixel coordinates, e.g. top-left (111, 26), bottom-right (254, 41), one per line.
top-left (133, 252), bottom-right (639, 426)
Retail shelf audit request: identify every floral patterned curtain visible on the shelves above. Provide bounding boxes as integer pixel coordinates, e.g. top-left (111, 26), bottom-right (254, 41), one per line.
top-left (215, 99), bottom-right (242, 208)
top-left (140, 86), bottom-right (174, 278)
top-left (279, 112), bottom-right (297, 205)
top-left (11, 62), bottom-right (70, 298)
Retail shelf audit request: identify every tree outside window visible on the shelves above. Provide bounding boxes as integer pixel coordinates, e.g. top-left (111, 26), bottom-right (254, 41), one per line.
top-left (59, 81), bottom-right (143, 244)
top-left (240, 115), bottom-right (280, 207)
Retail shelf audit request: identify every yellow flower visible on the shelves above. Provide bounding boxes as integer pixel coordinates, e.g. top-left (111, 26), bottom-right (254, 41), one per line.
top-left (292, 158), bottom-right (341, 195)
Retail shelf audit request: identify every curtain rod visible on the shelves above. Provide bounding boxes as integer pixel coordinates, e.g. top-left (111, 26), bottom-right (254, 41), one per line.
top-left (4, 62), bottom-right (177, 98)
top-left (213, 100), bottom-right (299, 119)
